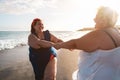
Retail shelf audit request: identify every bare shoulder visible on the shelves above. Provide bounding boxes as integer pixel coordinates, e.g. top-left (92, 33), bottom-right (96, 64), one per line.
top-left (28, 34), bottom-right (33, 38)
top-left (81, 30), bottom-right (105, 39)
top-left (28, 34), bottom-right (35, 37)
top-left (28, 34), bottom-right (38, 40)
top-left (28, 34), bottom-right (32, 40)
top-left (28, 34), bottom-right (40, 44)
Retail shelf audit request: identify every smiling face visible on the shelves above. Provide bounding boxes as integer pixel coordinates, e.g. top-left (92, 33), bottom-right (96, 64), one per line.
top-left (34, 21), bottom-right (44, 32)
top-left (31, 18), bottom-right (44, 34)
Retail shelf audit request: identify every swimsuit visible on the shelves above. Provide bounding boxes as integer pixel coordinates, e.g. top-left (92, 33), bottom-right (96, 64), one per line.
top-left (29, 30), bottom-right (57, 80)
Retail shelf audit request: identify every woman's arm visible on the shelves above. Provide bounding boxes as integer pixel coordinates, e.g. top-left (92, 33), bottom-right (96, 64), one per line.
top-left (54, 39), bottom-right (76, 49)
top-left (54, 30), bottom-right (102, 52)
top-left (28, 34), bottom-right (53, 49)
top-left (50, 34), bottom-right (63, 43)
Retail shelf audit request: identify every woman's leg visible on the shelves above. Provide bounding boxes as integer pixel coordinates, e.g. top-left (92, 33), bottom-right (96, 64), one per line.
top-left (29, 53), bottom-right (47, 80)
top-left (43, 57), bottom-right (57, 80)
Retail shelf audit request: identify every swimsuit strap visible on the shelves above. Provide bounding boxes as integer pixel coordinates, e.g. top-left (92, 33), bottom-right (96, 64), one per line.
top-left (43, 30), bottom-right (51, 41)
top-left (103, 30), bottom-right (117, 47)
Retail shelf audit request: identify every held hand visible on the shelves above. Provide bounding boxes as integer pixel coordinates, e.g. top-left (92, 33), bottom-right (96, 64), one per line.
top-left (53, 43), bottom-right (61, 50)
top-left (54, 43), bottom-right (74, 51)
top-left (57, 39), bottom-right (64, 43)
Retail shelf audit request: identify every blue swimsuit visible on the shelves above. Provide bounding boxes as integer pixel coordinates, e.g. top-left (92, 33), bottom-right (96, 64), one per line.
top-left (29, 30), bottom-right (57, 80)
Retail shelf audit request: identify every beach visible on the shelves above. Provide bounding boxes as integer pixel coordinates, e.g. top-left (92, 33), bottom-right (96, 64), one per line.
top-left (0, 45), bottom-right (79, 80)
top-left (0, 31), bottom-right (87, 80)
top-left (0, 46), bottom-right (34, 80)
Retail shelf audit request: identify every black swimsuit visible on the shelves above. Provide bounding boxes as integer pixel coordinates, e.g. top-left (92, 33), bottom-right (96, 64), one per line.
top-left (29, 30), bottom-right (57, 80)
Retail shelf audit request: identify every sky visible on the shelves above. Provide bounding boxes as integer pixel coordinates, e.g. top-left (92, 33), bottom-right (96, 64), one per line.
top-left (0, 0), bottom-right (120, 31)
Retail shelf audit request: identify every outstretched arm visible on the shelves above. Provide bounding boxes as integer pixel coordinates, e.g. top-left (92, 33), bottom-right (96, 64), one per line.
top-left (50, 34), bottom-right (63, 43)
top-left (28, 34), bottom-right (54, 49)
top-left (54, 39), bottom-right (77, 50)
top-left (54, 30), bottom-right (101, 52)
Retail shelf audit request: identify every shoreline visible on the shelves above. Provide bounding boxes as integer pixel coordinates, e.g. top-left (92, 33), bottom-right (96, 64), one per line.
top-left (0, 46), bottom-right (79, 80)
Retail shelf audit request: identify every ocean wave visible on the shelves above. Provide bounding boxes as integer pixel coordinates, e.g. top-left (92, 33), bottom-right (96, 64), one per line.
top-left (0, 31), bottom-right (89, 51)
top-left (0, 39), bottom-right (27, 50)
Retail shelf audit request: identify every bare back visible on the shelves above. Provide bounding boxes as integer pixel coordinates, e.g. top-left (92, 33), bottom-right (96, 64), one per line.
top-left (97, 28), bottom-right (120, 50)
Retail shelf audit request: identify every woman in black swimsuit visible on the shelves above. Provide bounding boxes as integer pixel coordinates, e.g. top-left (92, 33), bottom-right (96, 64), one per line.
top-left (28, 18), bottom-right (63, 80)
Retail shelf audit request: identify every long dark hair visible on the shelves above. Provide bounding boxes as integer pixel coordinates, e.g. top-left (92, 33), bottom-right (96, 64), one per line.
top-left (31, 18), bottom-right (41, 35)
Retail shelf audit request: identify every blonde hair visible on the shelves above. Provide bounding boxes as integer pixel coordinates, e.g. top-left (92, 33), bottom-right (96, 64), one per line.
top-left (97, 6), bottom-right (118, 27)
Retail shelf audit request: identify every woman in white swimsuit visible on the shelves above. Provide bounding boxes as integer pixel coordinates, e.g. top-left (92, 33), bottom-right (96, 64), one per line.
top-left (54, 6), bottom-right (120, 80)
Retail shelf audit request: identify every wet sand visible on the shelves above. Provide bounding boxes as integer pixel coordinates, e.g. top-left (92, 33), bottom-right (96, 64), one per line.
top-left (0, 46), bottom-right (79, 80)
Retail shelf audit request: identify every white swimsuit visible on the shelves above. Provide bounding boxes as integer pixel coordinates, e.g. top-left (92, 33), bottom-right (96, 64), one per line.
top-left (77, 47), bottom-right (120, 80)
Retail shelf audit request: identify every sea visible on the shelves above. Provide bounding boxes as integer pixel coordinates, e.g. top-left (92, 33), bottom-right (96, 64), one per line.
top-left (0, 31), bottom-right (89, 51)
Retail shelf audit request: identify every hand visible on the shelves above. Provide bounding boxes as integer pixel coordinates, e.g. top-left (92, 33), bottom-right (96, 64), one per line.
top-left (57, 39), bottom-right (64, 43)
top-left (53, 43), bottom-right (61, 50)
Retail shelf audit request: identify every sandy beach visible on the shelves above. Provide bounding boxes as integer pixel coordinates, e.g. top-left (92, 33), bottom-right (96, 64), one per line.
top-left (0, 46), bottom-right (79, 80)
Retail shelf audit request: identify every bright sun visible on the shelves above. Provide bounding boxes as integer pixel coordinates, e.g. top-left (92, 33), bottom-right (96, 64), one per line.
top-left (79, 0), bottom-right (120, 25)
top-left (95, 0), bottom-right (120, 25)
top-left (71, 0), bottom-right (120, 29)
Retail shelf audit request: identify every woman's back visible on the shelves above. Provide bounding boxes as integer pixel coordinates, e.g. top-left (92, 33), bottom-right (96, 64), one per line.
top-left (97, 28), bottom-right (120, 50)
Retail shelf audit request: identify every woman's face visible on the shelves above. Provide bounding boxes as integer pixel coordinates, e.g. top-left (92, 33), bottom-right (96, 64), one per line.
top-left (34, 21), bottom-right (44, 32)
top-left (94, 14), bottom-right (101, 29)
top-left (94, 13), bottom-right (107, 29)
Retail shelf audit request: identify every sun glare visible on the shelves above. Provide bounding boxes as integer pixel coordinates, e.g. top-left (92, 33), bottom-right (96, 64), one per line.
top-left (71, 0), bottom-right (120, 29)
top-left (96, 0), bottom-right (120, 25)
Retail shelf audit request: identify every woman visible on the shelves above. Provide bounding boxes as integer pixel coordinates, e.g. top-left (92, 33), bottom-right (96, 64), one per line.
top-left (54, 6), bottom-right (120, 80)
top-left (28, 18), bottom-right (62, 80)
